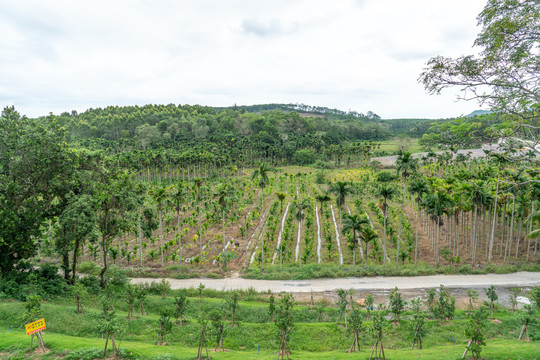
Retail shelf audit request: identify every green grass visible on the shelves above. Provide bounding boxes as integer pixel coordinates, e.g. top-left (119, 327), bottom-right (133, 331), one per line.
top-left (0, 331), bottom-right (538, 360)
top-left (376, 138), bottom-right (422, 154)
top-left (1, 285), bottom-right (538, 360)
top-left (242, 262), bottom-right (540, 280)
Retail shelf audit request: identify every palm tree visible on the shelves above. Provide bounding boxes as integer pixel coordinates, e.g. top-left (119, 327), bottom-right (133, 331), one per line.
top-left (193, 178), bottom-right (204, 266)
top-left (216, 184), bottom-right (231, 248)
top-left (526, 210), bottom-right (540, 245)
top-left (134, 182), bottom-right (147, 267)
top-left (395, 151), bottom-right (418, 267)
top-left (169, 181), bottom-right (186, 263)
top-left (466, 181), bottom-right (490, 264)
top-left (315, 192), bottom-right (331, 212)
top-left (296, 198), bottom-right (312, 268)
top-left (342, 214), bottom-right (369, 267)
top-left (252, 162), bottom-right (274, 209)
top-left (376, 184), bottom-right (398, 266)
top-left (359, 227), bottom-right (379, 268)
top-left (276, 192), bottom-right (287, 214)
top-left (330, 181), bottom-right (353, 223)
top-left (151, 185), bottom-right (167, 267)
top-left (408, 177), bottom-right (428, 266)
top-left (423, 190), bottom-right (455, 266)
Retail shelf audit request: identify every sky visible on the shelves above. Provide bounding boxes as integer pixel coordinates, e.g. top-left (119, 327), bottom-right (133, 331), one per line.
top-left (0, 0), bottom-right (488, 119)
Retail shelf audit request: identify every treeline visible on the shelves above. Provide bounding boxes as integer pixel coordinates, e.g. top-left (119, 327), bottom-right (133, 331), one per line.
top-left (51, 104), bottom-right (390, 167)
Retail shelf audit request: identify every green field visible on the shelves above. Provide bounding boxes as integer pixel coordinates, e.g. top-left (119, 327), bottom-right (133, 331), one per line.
top-left (376, 138), bottom-right (422, 154)
top-left (1, 289), bottom-right (538, 360)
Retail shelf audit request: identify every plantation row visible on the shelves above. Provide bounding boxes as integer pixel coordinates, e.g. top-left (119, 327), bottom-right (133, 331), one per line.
top-left (29, 148), bottom-right (538, 286)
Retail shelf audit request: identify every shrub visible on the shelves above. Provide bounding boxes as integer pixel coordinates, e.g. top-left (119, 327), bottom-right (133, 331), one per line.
top-left (78, 261), bottom-right (100, 275)
top-left (376, 171), bottom-right (396, 183)
top-left (79, 274), bottom-right (101, 294)
top-left (292, 148), bottom-right (315, 165)
top-left (0, 263), bottom-right (67, 300)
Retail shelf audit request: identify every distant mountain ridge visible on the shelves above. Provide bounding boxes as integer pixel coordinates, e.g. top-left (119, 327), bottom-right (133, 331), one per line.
top-left (216, 103), bottom-right (381, 120)
top-left (465, 110), bottom-right (492, 117)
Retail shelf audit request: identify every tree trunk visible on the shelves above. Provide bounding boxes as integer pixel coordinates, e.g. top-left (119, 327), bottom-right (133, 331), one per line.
top-left (436, 218), bottom-right (441, 266)
top-left (505, 195), bottom-right (516, 262)
top-left (159, 208), bottom-right (164, 267)
top-left (488, 178), bottom-right (499, 262)
top-left (383, 216), bottom-right (387, 266)
top-left (100, 238), bottom-right (108, 289)
top-left (178, 210), bottom-right (182, 263)
top-left (71, 239), bottom-right (80, 284)
top-left (415, 206), bottom-right (420, 266)
top-left (515, 219), bottom-right (523, 259)
top-left (138, 208), bottom-right (143, 267)
top-left (396, 179), bottom-right (405, 267)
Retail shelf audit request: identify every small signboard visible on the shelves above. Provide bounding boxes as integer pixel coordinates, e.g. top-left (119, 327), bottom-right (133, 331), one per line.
top-left (25, 318), bottom-right (46, 336)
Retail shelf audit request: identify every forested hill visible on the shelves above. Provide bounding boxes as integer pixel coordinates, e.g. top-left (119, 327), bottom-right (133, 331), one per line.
top-left (215, 103), bottom-right (381, 120)
top-left (43, 103), bottom-right (396, 167)
top-left (52, 103), bottom-right (390, 143)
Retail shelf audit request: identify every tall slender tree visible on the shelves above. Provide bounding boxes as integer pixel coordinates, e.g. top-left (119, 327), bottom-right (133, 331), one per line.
top-left (296, 198), bottom-right (312, 268)
top-left (151, 185), bottom-right (167, 267)
top-left (408, 177), bottom-right (429, 266)
top-left (342, 214), bottom-right (369, 268)
top-left (376, 184), bottom-right (398, 266)
top-left (395, 152), bottom-right (418, 267)
top-left (252, 162), bottom-right (274, 209)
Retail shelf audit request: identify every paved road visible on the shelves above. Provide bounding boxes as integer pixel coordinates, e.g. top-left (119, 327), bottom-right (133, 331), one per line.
top-left (131, 271), bottom-right (540, 293)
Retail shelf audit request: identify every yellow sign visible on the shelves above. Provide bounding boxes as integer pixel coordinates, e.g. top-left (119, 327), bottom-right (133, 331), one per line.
top-left (25, 318), bottom-right (46, 335)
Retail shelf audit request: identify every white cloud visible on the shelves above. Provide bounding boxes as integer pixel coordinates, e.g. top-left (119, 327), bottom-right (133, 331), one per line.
top-left (0, 0), bottom-right (488, 118)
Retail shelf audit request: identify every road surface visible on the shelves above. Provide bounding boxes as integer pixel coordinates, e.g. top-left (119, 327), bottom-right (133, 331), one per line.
top-left (371, 148), bottom-right (490, 166)
top-left (131, 271), bottom-right (539, 293)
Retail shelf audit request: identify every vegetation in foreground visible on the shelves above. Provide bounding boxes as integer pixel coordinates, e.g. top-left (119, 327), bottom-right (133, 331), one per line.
top-left (0, 270), bottom-right (539, 360)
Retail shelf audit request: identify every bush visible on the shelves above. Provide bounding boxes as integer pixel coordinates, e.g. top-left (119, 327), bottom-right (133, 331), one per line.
top-left (79, 274), bottom-right (101, 294)
top-left (292, 149), bottom-right (315, 165)
top-left (165, 264), bottom-right (181, 271)
top-left (105, 266), bottom-right (129, 289)
top-left (314, 160), bottom-right (332, 169)
top-left (0, 262), bottom-right (67, 300)
top-left (78, 261), bottom-right (100, 275)
top-left (376, 171), bottom-right (396, 182)
top-left (314, 170), bottom-right (327, 184)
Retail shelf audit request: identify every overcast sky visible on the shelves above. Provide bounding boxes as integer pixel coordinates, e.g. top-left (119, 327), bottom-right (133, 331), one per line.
top-left (0, 0), bottom-right (488, 119)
